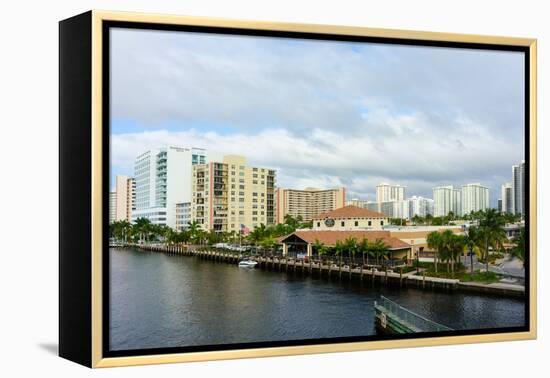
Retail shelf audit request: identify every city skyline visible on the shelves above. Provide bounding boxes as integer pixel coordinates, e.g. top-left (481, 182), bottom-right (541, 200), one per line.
top-left (110, 28), bottom-right (525, 206)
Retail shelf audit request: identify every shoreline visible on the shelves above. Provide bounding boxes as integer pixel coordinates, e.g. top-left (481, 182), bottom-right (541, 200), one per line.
top-left (110, 244), bottom-right (525, 299)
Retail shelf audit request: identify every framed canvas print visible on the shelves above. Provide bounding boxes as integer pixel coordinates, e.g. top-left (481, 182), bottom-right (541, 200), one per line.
top-left (59, 10), bottom-right (537, 368)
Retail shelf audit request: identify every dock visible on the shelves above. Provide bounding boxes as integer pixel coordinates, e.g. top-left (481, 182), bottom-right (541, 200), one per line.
top-left (374, 296), bottom-right (453, 334)
top-left (110, 244), bottom-right (525, 297)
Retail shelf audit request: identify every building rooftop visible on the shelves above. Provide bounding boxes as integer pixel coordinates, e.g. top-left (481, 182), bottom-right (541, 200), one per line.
top-left (280, 230), bottom-right (410, 250)
top-left (312, 205), bottom-right (386, 220)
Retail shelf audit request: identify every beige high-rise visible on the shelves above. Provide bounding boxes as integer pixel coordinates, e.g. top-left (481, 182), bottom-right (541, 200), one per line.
top-left (275, 187), bottom-right (346, 223)
top-left (192, 155), bottom-right (276, 233)
top-left (114, 175), bottom-right (135, 222)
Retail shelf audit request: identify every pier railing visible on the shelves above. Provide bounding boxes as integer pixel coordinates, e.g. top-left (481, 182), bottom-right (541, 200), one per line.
top-left (375, 296), bottom-right (453, 333)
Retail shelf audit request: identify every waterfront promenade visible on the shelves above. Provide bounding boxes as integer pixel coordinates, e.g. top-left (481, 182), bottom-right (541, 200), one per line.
top-left (111, 243), bottom-right (524, 298)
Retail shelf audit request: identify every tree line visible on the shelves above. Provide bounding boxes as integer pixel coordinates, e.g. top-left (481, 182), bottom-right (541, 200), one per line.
top-left (109, 214), bottom-right (312, 248)
top-left (426, 208), bottom-right (524, 276)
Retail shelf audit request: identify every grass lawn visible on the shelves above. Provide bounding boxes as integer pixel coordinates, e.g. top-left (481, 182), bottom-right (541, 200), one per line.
top-left (413, 261), bottom-right (500, 283)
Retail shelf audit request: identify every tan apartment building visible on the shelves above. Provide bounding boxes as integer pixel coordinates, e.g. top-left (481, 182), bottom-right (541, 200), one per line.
top-left (192, 155), bottom-right (276, 233)
top-left (311, 205), bottom-right (388, 231)
top-left (114, 175), bottom-right (135, 222)
top-left (275, 187), bottom-right (346, 223)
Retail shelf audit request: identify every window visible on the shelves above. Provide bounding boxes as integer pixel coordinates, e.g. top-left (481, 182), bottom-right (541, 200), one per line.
top-left (317, 222), bottom-right (320, 227)
top-left (341, 221), bottom-right (345, 227)
top-left (368, 221), bottom-right (372, 226)
top-left (253, 180), bottom-right (258, 184)
top-left (239, 185), bottom-right (245, 189)
top-left (355, 221), bottom-right (359, 226)
top-left (252, 192), bottom-right (258, 196)
top-left (381, 221), bottom-right (384, 226)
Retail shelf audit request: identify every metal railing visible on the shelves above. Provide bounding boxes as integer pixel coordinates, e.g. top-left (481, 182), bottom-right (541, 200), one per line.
top-left (375, 296), bottom-right (453, 333)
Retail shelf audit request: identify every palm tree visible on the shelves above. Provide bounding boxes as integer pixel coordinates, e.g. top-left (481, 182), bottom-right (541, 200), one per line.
top-left (134, 217), bottom-right (152, 244)
top-left (312, 239), bottom-right (326, 259)
top-left (187, 220), bottom-right (201, 244)
top-left (343, 237), bottom-right (358, 266)
top-left (260, 235), bottom-right (278, 255)
top-left (478, 209), bottom-right (506, 272)
top-left (370, 238), bottom-right (390, 266)
top-left (464, 225), bottom-right (480, 274)
top-left (427, 231), bottom-right (443, 273)
top-left (449, 233), bottom-right (466, 276)
top-left (509, 227), bottom-right (525, 267)
top-left (358, 238), bottom-right (370, 266)
top-left (334, 240), bottom-right (345, 269)
top-left (425, 214), bottom-right (433, 226)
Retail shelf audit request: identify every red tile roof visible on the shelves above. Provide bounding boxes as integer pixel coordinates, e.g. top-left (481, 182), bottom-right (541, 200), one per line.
top-left (280, 230), bottom-right (411, 250)
top-left (312, 205), bottom-right (386, 220)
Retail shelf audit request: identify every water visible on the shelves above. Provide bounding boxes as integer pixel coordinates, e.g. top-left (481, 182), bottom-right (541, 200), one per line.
top-left (109, 248), bottom-right (525, 351)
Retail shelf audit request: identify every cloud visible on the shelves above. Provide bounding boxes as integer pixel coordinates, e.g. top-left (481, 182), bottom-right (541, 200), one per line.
top-left (111, 108), bottom-right (522, 202)
top-left (109, 28), bottom-right (526, 205)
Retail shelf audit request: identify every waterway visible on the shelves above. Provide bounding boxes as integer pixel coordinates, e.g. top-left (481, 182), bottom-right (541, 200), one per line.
top-left (109, 248), bottom-right (525, 351)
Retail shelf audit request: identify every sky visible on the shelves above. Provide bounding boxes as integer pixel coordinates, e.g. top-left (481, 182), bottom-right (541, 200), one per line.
top-left (109, 27), bottom-right (525, 206)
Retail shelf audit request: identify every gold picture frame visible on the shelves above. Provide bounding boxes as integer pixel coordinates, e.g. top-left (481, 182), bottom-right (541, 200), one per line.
top-left (59, 10), bottom-right (537, 368)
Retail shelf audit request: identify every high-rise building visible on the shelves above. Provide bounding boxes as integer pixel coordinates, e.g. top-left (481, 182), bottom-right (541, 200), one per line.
top-left (109, 192), bottom-right (117, 224)
top-left (407, 196), bottom-right (434, 219)
top-left (192, 155), bottom-right (276, 233)
top-left (380, 200), bottom-right (408, 219)
top-left (497, 199), bottom-right (503, 213)
top-left (276, 187), bottom-right (346, 223)
top-left (132, 146), bottom-right (207, 228)
top-left (114, 175), bottom-right (135, 222)
top-left (346, 199), bottom-right (379, 212)
top-left (346, 198), bottom-right (369, 208)
top-left (376, 183), bottom-right (406, 203)
top-left (433, 186), bottom-right (461, 217)
top-left (461, 183), bottom-right (490, 215)
top-left (512, 160), bottom-right (526, 217)
top-left (501, 182), bottom-right (513, 214)
top-left (175, 202), bottom-right (192, 231)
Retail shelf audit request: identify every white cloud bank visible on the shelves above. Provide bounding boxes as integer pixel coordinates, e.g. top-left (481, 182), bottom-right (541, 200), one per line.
top-left (109, 28), bottom-right (526, 203)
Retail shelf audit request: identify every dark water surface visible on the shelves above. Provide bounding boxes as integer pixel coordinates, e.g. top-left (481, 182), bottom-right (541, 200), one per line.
top-left (109, 248), bottom-right (525, 351)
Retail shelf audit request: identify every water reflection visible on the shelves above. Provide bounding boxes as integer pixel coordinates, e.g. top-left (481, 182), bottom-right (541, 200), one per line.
top-left (110, 248), bottom-right (525, 351)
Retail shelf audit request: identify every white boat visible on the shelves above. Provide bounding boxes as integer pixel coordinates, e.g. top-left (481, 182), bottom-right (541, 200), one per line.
top-left (238, 259), bottom-right (258, 268)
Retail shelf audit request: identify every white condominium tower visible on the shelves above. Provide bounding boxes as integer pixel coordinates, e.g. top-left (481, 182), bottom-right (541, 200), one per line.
top-left (433, 186), bottom-right (461, 217)
top-left (500, 182), bottom-right (513, 214)
top-left (461, 183), bottom-right (490, 216)
top-left (407, 196), bottom-right (434, 219)
top-left (192, 155), bottom-right (276, 233)
top-left (346, 199), bottom-right (379, 212)
top-left (114, 175), bottom-right (135, 222)
top-left (376, 183), bottom-right (406, 203)
top-left (132, 146), bottom-right (207, 228)
top-left (276, 187), bottom-right (346, 223)
top-left (512, 160), bottom-right (525, 217)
